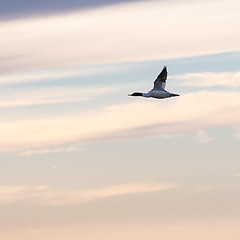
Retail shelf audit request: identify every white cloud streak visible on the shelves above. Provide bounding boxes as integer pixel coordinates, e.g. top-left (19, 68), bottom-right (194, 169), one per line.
top-left (0, 0), bottom-right (240, 73)
top-left (19, 146), bottom-right (83, 156)
top-left (0, 65), bottom-right (124, 85)
top-left (0, 70), bottom-right (238, 109)
top-left (176, 71), bottom-right (240, 87)
top-left (0, 86), bottom-right (117, 108)
top-left (0, 183), bottom-right (178, 206)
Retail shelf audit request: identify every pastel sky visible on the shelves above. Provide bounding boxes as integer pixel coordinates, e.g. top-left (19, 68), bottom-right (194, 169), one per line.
top-left (1, 0), bottom-right (240, 239)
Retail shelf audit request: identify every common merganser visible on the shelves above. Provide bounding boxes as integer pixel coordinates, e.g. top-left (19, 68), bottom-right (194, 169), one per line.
top-left (128, 66), bottom-right (179, 99)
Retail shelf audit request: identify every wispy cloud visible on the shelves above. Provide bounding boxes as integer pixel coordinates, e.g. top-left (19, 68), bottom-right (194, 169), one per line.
top-left (0, 86), bottom-right (117, 108)
top-left (193, 183), bottom-right (240, 192)
top-left (19, 146), bottom-right (82, 156)
top-left (0, 65), bottom-right (124, 85)
top-left (0, 183), bottom-right (178, 206)
top-left (0, 0), bottom-right (240, 73)
top-left (227, 173), bottom-right (240, 177)
top-left (1, 90), bottom-right (240, 153)
top-left (176, 71), bottom-right (240, 87)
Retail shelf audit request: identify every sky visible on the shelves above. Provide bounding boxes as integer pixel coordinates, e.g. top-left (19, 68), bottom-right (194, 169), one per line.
top-left (1, 0), bottom-right (240, 239)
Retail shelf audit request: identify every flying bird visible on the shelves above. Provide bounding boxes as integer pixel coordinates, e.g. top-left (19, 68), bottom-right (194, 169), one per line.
top-left (128, 66), bottom-right (179, 99)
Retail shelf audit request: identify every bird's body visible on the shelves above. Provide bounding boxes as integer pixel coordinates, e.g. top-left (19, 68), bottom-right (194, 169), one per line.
top-left (142, 90), bottom-right (173, 99)
top-left (128, 66), bottom-right (179, 99)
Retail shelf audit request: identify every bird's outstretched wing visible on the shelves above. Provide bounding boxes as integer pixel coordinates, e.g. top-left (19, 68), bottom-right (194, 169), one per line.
top-left (152, 66), bottom-right (167, 90)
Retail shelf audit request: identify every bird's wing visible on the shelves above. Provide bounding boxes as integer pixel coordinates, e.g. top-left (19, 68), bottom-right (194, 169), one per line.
top-left (152, 66), bottom-right (167, 90)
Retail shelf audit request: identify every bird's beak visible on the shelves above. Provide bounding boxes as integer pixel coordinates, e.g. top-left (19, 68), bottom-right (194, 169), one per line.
top-left (171, 93), bottom-right (180, 97)
top-left (128, 93), bottom-right (132, 96)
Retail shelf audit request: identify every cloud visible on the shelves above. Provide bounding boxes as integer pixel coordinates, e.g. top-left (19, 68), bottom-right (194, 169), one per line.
top-left (0, 0), bottom-right (138, 19)
top-left (176, 71), bottom-right (240, 87)
top-left (4, 70), bottom-right (240, 109)
top-left (0, 86), bottom-right (118, 108)
top-left (193, 183), bottom-right (240, 192)
top-left (196, 130), bottom-right (213, 143)
top-left (19, 146), bottom-right (82, 156)
top-left (0, 64), bottom-right (124, 85)
top-left (231, 127), bottom-right (240, 140)
top-left (1, 90), bottom-right (240, 153)
top-left (0, 183), bottom-right (178, 206)
top-left (0, 0), bottom-right (240, 73)
top-left (227, 173), bottom-right (240, 177)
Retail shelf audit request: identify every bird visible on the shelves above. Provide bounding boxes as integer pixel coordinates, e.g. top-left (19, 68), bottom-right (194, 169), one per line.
top-left (128, 66), bottom-right (179, 99)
